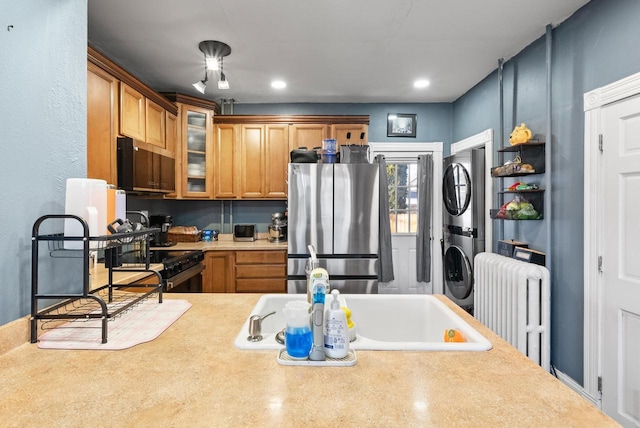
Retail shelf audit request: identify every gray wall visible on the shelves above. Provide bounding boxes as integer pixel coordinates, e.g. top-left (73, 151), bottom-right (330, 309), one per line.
top-left (0, 0), bottom-right (87, 326)
top-left (452, 0), bottom-right (640, 384)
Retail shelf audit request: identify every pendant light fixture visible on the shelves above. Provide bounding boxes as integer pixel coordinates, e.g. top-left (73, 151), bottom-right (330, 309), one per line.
top-left (217, 57), bottom-right (229, 90)
top-left (192, 66), bottom-right (208, 94)
top-left (193, 40), bottom-right (231, 94)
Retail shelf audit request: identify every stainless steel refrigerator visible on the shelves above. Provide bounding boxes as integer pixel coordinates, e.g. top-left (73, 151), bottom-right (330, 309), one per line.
top-left (287, 163), bottom-right (379, 294)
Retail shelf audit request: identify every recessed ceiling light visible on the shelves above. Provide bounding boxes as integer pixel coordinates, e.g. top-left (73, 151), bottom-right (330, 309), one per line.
top-left (414, 79), bottom-right (430, 89)
top-left (271, 80), bottom-right (286, 89)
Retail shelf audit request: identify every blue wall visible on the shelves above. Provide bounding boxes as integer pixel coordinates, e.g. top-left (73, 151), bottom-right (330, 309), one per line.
top-left (0, 0), bottom-right (87, 326)
top-left (235, 103), bottom-right (453, 146)
top-left (452, 0), bottom-right (640, 383)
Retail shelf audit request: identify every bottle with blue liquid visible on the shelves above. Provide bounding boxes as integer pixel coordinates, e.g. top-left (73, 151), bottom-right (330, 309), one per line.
top-left (283, 300), bottom-right (312, 359)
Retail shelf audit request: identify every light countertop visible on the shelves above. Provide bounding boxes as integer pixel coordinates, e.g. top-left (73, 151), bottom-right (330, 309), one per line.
top-left (154, 233), bottom-right (288, 252)
top-left (0, 293), bottom-right (616, 427)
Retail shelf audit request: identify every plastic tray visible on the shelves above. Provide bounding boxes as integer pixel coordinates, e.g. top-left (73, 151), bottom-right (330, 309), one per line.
top-left (277, 348), bottom-right (357, 366)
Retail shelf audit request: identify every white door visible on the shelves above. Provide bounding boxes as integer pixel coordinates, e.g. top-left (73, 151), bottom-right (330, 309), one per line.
top-left (369, 143), bottom-right (443, 294)
top-left (601, 94), bottom-right (640, 426)
top-left (388, 161), bottom-right (420, 293)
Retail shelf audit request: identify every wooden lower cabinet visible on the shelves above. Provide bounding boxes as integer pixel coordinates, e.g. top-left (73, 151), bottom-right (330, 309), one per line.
top-left (235, 250), bottom-right (287, 293)
top-left (202, 250), bottom-right (287, 293)
top-left (203, 251), bottom-right (234, 293)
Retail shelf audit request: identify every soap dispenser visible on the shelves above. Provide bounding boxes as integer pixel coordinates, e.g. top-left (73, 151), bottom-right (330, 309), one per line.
top-left (324, 290), bottom-right (349, 359)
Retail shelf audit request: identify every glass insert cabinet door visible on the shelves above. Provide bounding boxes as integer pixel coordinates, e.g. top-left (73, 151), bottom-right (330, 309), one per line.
top-left (184, 109), bottom-right (208, 195)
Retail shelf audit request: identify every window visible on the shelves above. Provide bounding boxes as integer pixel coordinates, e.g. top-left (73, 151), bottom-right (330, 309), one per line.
top-left (386, 161), bottom-right (418, 233)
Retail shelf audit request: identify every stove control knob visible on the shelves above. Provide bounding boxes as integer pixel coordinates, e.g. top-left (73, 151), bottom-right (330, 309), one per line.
top-left (166, 263), bottom-right (176, 275)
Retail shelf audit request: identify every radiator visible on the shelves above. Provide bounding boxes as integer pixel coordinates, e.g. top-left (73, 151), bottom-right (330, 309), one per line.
top-left (474, 252), bottom-right (550, 371)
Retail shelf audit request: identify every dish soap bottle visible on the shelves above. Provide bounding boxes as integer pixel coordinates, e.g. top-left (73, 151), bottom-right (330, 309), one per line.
top-left (324, 290), bottom-right (349, 358)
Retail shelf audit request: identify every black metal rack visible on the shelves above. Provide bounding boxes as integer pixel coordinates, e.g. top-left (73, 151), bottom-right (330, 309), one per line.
top-left (491, 142), bottom-right (546, 220)
top-left (30, 214), bottom-right (163, 344)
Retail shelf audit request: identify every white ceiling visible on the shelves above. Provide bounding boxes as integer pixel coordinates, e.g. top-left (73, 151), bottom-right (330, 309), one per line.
top-left (88, 0), bottom-right (590, 105)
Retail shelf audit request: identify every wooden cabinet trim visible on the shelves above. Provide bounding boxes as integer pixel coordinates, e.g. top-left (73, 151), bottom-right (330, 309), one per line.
top-left (214, 115), bottom-right (369, 125)
top-left (162, 92), bottom-right (220, 115)
top-left (88, 45), bottom-right (177, 115)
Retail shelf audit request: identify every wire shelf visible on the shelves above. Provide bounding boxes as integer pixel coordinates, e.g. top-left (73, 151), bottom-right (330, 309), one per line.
top-left (31, 214), bottom-right (164, 344)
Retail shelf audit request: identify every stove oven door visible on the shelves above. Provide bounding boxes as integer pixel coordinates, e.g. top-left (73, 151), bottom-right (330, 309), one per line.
top-left (166, 264), bottom-right (205, 292)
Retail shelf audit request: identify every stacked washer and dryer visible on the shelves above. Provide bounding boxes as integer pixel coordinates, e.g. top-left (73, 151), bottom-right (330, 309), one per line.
top-left (442, 148), bottom-right (485, 314)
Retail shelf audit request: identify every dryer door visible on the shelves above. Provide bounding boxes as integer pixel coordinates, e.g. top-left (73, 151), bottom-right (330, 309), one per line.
top-left (443, 244), bottom-right (473, 300)
top-left (443, 162), bottom-right (471, 217)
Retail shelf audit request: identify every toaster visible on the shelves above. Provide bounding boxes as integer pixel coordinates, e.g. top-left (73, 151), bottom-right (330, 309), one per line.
top-left (234, 224), bottom-right (257, 242)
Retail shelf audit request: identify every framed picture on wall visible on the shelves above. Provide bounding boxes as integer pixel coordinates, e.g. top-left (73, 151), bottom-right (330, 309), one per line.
top-left (387, 113), bottom-right (417, 137)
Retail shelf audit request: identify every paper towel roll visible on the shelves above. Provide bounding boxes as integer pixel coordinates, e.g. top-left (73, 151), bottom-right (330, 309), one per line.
top-left (64, 178), bottom-right (107, 249)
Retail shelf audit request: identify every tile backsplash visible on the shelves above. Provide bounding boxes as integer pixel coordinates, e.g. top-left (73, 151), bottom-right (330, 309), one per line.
top-left (128, 196), bottom-right (287, 234)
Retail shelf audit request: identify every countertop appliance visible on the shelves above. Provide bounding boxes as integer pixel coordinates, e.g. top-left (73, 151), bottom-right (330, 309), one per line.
top-left (149, 214), bottom-right (175, 247)
top-left (117, 136), bottom-right (175, 194)
top-left (151, 249), bottom-right (205, 292)
top-left (268, 212), bottom-right (287, 243)
top-left (234, 224), bottom-right (257, 242)
top-left (287, 163), bottom-right (379, 293)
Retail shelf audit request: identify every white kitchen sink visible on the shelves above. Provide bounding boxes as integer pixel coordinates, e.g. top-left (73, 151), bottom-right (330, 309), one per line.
top-left (234, 294), bottom-right (492, 351)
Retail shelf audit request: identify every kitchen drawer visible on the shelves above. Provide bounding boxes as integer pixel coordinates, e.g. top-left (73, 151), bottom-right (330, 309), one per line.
top-left (236, 278), bottom-right (286, 293)
top-left (235, 264), bottom-right (286, 279)
top-left (235, 250), bottom-right (286, 264)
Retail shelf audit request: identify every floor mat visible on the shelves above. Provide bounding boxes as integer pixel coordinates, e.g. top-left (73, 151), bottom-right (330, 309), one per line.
top-left (37, 299), bottom-right (191, 350)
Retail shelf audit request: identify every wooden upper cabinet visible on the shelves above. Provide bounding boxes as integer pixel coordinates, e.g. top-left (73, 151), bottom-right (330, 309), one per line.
top-left (145, 99), bottom-right (166, 148)
top-left (288, 123), bottom-right (330, 152)
top-left (213, 124), bottom-right (238, 199)
top-left (265, 124), bottom-right (289, 198)
top-left (119, 82), bottom-right (145, 141)
top-left (88, 47), bottom-right (180, 191)
top-left (210, 115), bottom-right (368, 200)
top-left (165, 111), bottom-right (178, 157)
top-left (331, 124), bottom-right (368, 146)
top-left (238, 124), bottom-right (265, 198)
top-left (161, 93), bottom-right (219, 200)
top-left (181, 105), bottom-right (213, 198)
top-left (87, 63), bottom-right (118, 184)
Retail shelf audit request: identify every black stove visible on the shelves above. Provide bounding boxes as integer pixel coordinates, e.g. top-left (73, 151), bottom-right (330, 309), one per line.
top-left (150, 249), bottom-right (205, 292)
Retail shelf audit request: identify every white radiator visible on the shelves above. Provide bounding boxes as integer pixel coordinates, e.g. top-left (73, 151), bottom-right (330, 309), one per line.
top-left (474, 252), bottom-right (550, 371)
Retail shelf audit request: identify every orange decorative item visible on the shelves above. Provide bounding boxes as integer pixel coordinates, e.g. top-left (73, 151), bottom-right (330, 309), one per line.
top-left (444, 329), bottom-right (466, 343)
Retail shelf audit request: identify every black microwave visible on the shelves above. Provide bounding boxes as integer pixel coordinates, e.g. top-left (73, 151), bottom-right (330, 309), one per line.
top-left (117, 137), bottom-right (175, 194)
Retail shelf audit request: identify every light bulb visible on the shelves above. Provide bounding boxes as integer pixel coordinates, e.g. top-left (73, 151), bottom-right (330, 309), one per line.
top-left (205, 57), bottom-right (219, 71)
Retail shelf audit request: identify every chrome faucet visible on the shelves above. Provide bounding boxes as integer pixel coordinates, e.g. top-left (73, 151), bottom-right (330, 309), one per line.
top-left (247, 311), bottom-right (275, 342)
